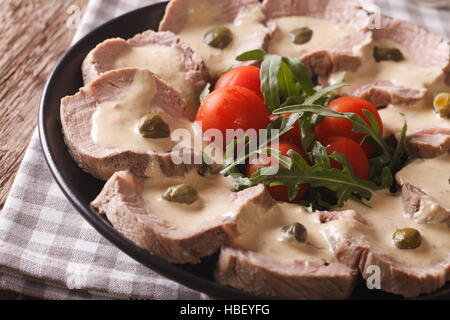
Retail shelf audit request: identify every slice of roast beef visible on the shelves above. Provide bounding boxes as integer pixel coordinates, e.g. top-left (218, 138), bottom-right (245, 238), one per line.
top-left (81, 30), bottom-right (209, 119)
top-left (402, 127), bottom-right (450, 159)
top-left (348, 17), bottom-right (450, 106)
top-left (352, 81), bottom-right (426, 108)
top-left (215, 246), bottom-right (357, 299)
top-left (160, 0), bottom-right (259, 34)
top-left (91, 171), bottom-right (275, 264)
top-left (372, 18), bottom-right (450, 75)
top-left (215, 202), bottom-right (358, 299)
top-left (262, 0), bottom-right (371, 78)
top-left (61, 68), bottom-right (199, 181)
top-left (401, 183), bottom-right (450, 227)
top-left (159, 0), bottom-right (276, 78)
top-left (318, 204), bottom-right (450, 297)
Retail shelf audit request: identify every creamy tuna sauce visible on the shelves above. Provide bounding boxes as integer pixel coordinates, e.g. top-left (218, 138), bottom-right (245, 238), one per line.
top-left (323, 190), bottom-right (450, 268)
top-left (91, 69), bottom-right (194, 152)
top-left (396, 155), bottom-right (450, 209)
top-left (234, 203), bottom-right (335, 262)
top-left (177, 1), bottom-right (269, 78)
top-left (141, 169), bottom-right (238, 230)
top-left (114, 45), bottom-right (198, 117)
top-left (268, 16), bottom-right (353, 57)
top-left (379, 99), bottom-right (450, 137)
top-left (330, 39), bottom-right (443, 94)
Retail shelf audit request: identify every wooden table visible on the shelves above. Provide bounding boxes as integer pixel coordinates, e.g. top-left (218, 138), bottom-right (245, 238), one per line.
top-left (0, 0), bottom-right (89, 299)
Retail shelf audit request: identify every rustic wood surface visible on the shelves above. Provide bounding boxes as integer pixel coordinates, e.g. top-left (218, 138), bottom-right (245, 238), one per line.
top-left (0, 0), bottom-right (89, 299)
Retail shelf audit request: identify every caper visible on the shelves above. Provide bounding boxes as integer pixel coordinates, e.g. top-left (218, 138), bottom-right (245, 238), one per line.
top-left (202, 26), bottom-right (233, 49)
top-left (162, 184), bottom-right (199, 204)
top-left (373, 46), bottom-right (404, 62)
top-left (433, 93), bottom-right (450, 118)
top-left (138, 113), bottom-right (170, 138)
top-left (288, 27), bottom-right (313, 45)
top-left (281, 222), bottom-right (307, 243)
top-left (392, 228), bottom-right (421, 249)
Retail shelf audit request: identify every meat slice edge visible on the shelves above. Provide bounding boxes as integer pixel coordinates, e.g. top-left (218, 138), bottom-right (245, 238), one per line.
top-left (215, 246), bottom-right (357, 299)
top-left (61, 68), bottom-right (198, 181)
top-left (91, 172), bottom-right (274, 264)
top-left (159, 0), bottom-right (276, 78)
top-left (81, 30), bottom-right (209, 119)
top-left (401, 127), bottom-right (450, 159)
top-left (262, 0), bottom-right (372, 79)
top-left (317, 210), bottom-right (450, 297)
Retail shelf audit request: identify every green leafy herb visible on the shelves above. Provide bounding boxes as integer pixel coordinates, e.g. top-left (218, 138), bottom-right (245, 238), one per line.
top-left (273, 105), bottom-right (391, 156)
top-left (260, 54), bottom-right (283, 111)
top-left (249, 147), bottom-right (379, 206)
top-left (224, 49), bottom-right (409, 209)
top-left (235, 49), bottom-right (267, 61)
top-left (199, 83), bottom-right (211, 103)
top-left (282, 56), bottom-right (314, 95)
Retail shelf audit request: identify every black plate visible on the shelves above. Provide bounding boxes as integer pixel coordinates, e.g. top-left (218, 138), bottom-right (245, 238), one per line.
top-left (39, 1), bottom-right (449, 300)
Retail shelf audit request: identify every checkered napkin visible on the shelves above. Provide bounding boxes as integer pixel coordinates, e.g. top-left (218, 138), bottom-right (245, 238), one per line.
top-left (0, 0), bottom-right (448, 300)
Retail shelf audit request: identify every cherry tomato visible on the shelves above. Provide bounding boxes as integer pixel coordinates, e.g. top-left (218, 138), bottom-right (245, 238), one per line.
top-left (323, 136), bottom-right (370, 180)
top-left (269, 113), bottom-right (302, 147)
top-left (215, 66), bottom-right (263, 100)
top-left (195, 86), bottom-right (271, 149)
top-left (315, 97), bottom-right (383, 157)
top-left (246, 141), bottom-right (309, 202)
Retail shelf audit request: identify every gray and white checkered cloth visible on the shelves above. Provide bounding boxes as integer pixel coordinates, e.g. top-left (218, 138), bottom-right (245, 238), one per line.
top-left (0, 0), bottom-right (449, 299)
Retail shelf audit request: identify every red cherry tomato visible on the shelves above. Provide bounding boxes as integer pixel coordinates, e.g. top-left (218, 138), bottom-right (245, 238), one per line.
top-left (246, 141), bottom-right (309, 202)
top-left (195, 86), bottom-right (271, 149)
top-left (269, 113), bottom-right (302, 147)
top-left (323, 136), bottom-right (370, 180)
top-left (315, 97), bottom-right (383, 157)
top-left (215, 66), bottom-right (263, 100)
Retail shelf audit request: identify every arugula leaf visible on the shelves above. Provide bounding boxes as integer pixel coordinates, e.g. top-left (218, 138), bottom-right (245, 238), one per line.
top-left (389, 113), bottom-right (407, 172)
top-left (278, 62), bottom-right (299, 98)
top-left (260, 54), bottom-right (282, 111)
top-left (311, 141), bottom-right (330, 169)
top-left (229, 172), bottom-right (253, 190)
top-left (362, 109), bottom-right (381, 135)
top-left (303, 83), bottom-right (348, 105)
top-left (273, 105), bottom-right (391, 156)
top-left (282, 56), bottom-right (314, 95)
top-left (248, 148), bottom-right (378, 205)
top-left (199, 83), bottom-right (211, 103)
top-left (381, 166), bottom-right (394, 189)
top-left (235, 49), bottom-right (267, 61)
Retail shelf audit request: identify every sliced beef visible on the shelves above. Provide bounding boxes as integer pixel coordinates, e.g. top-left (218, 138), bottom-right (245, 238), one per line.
top-left (215, 246), bottom-right (357, 299)
top-left (91, 172), bottom-right (274, 264)
top-left (262, 0), bottom-right (371, 78)
top-left (402, 127), bottom-right (450, 159)
top-left (262, 0), bottom-right (369, 28)
top-left (215, 200), bottom-right (358, 299)
top-left (81, 30), bottom-right (209, 118)
top-left (160, 0), bottom-right (261, 33)
top-left (61, 68), bottom-right (198, 181)
top-left (319, 210), bottom-right (450, 297)
top-left (351, 81), bottom-right (426, 108)
top-left (401, 183), bottom-right (450, 227)
top-left (372, 18), bottom-right (450, 75)
top-left (350, 17), bottom-right (450, 105)
top-left (159, 0), bottom-right (275, 77)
